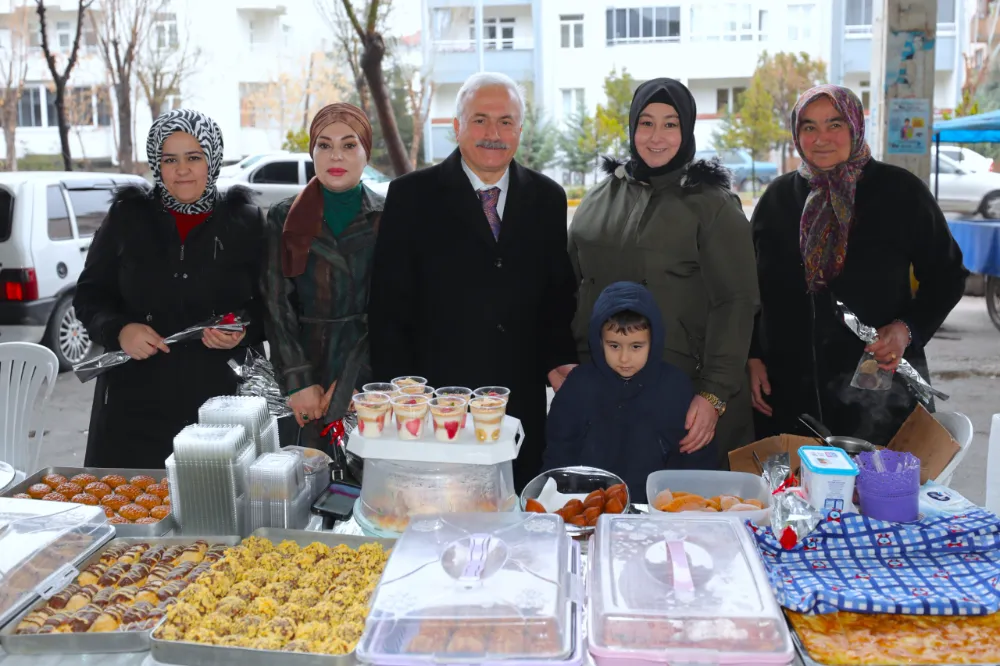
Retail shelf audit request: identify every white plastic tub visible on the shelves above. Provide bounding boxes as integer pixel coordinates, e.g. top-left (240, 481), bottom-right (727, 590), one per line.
top-left (646, 470), bottom-right (770, 525)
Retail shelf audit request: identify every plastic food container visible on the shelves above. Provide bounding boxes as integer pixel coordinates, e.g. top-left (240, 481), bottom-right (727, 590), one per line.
top-left (357, 512), bottom-right (583, 666)
top-left (646, 470), bottom-right (770, 525)
top-left (358, 459), bottom-right (516, 536)
top-left (798, 446), bottom-right (859, 513)
top-left (589, 514), bottom-right (795, 666)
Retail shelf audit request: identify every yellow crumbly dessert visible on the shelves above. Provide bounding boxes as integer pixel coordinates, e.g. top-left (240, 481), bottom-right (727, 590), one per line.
top-left (156, 538), bottom-right (389, 654)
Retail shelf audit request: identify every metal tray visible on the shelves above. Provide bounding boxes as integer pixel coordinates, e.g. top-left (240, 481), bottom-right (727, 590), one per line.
top-left (150, 529), bottom-right (395, 666)
top-left (788, 617), bottom-right (1000, 666)
top-left (1, 466), bottom-right (176, 537)
top-left (0, 535), bottom-right (240, 655)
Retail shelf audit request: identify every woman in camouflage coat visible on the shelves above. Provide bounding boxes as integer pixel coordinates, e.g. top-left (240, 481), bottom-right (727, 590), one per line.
top-left (261, 103), bottom-right (383, 448)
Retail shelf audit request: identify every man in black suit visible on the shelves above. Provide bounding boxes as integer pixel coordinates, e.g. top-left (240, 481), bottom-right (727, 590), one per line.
top-left (368, 72), bottom-right (578, 490)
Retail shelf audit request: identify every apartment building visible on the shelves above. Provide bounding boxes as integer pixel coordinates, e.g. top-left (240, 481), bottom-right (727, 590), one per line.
top-left (0, 0), bottom-right (329, 166)
top-left (421, 0), bottom-right (973, 175)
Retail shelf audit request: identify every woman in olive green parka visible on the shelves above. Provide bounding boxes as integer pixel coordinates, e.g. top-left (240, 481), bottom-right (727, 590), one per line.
top-left (567, 78), bottom-right (759, 466)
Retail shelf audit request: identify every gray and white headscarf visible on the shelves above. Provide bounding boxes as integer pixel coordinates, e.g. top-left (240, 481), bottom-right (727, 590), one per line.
top-left (146, 108), bottom-right (224, 214)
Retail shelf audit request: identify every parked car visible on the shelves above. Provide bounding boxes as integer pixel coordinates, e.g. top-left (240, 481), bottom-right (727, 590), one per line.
top-left (933, 145), bottom-right (994, 173)
top-left (218, 151), bottom-right (290, 179)
top-left (930, 152), bottom-right (1000, 218)
top-left (216, 152), bottom-right (392, 211)
top-left (695, 149), bottom-right (779, 192)
top-left (0, 171), bottom-right (148, 370)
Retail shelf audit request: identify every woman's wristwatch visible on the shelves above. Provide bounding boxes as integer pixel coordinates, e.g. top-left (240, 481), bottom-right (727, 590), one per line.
top-left (699, 391), bottom-right (727, 417)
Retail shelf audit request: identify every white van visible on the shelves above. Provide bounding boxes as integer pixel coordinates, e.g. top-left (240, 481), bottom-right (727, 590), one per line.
top-left (0, 171), bottom-right (147, 370)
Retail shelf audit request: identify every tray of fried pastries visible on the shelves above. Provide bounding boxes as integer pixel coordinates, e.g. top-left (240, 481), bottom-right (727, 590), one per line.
top-left (149, 529), bottom-right (394, 665)
top-left (0, 536), bottom-right (238, 654)
top-left (1, 466), bottom-right (176, 536)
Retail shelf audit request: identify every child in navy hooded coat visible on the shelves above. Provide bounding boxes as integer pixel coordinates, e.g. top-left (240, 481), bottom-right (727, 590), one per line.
top-left (543, 281), bottom-right (718, 502)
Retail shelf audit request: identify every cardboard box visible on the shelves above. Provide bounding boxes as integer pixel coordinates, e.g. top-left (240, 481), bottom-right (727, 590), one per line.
top-left (729, 405), bottom-right (959, 485)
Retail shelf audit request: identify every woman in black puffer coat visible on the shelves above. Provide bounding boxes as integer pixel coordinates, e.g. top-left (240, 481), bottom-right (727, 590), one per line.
top-left (74, 109), bottom-right (266, 469)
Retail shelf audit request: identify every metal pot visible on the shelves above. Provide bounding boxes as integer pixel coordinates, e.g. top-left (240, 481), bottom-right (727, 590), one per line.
top-left (799, 414), bottom-right (877, 455)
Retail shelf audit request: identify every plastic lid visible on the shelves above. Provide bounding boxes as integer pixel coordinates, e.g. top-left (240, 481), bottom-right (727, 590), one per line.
top-left (799, 446), bottom-right (859, 475)
top-left (358, 512), bottom-right (575, 664)
top-left (0, 498), bottom-right (113, 629)
top-left (589, 515), bottom-right (793, 664)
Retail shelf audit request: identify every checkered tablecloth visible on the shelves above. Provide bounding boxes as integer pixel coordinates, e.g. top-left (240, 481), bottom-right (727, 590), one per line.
top-left (750, 508), bottom-right (1000, 615)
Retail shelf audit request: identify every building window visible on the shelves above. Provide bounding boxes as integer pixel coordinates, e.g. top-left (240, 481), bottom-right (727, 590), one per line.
top-left (29, 23), bottom-right (41, 48)
top-left (46, 87), bottom-right (58, 127)
top-left (845, 0), bottom-right (873, 27)
top-left (560, 14), bottom-right (584, 48)
top-left (605, 6), bottom-right (679, 45)
top-left (690, 3), bottom-right (758, 41)
top-left (859, 80), bottom-right (871, 110)
top-left (46, 186), bottom-right (73, 241)
top-left (96, 88), bottom-right (112, 126)
top-left (937, 0), bottom-right (955, 23)
top-left (561, 88), bottom-right (585, 119)
top-left (69, 86), bottom-right (94, 126)
top-left (16, 87), bottom-right (43, 127)
top-left (470, 17), bottom-right (516, 50)
top-left (55, 21), bottom-right (71, 51)
top-left (787, 4), bottom-right (814, 41)
top-left (716, 86), bottom-right (746, 114)
top-left (154, 12), bottom-right (179, 50)
top-left (758, 9), bottom-right (770, 41)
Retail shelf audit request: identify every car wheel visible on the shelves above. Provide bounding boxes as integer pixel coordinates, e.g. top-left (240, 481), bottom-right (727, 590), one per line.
top-left (979, 192), bottom-right (1000, 219)
top-left (45, 295), bottom-right (93, 372)
top-left (987, 277), bottom-right (1000, 333)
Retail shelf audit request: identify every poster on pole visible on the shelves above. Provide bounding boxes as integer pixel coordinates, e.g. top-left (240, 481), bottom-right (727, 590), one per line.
top-left (886, 98), bottom-right (930, 155)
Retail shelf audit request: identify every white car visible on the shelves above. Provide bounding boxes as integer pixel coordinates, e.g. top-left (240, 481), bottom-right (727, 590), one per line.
top-left (217, 153), bottom-right (392, 211)
top-left (218, 151), bottom-right (290, 179)
top-left (0, 171), bottom-right (148, 370)
top-left (931, 153), bottom-right (1000, 218)
top-left (933, 145), bottom-right (994, 174)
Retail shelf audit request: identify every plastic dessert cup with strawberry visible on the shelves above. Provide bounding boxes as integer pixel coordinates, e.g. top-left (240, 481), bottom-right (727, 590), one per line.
top-left (473, 386), bottom-right (511, 404)
top-left (352, 392), bottom-right (392, 438)
top-left (435, 387), bottom-right (473, 427)
top-left (390, 395), bottom-right (431, 440)
top-left (429, 396), bottom-right (469, 442)
top-left (391, 376), bottom-right (427, 387)
top-left (470, 396), bottom-right (507, 443)
top-left (399, 384), bottom-right (435, 397)
top-left (363, 382), bottom-right (399, 393)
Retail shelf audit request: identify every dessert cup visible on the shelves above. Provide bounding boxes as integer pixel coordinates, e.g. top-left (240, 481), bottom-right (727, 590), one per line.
top-left (352, 392), bottom-right (391, 438)
top-left (429, 396), bottom-right (469, 442)
top-left (473, 386), bottom-right (511, 404)
top-left (391, 395), bottom-right (431, 440)
top-left (470, 396), bottom-right (506, 443)
top-left (391, 376), bottom-right (428, 388)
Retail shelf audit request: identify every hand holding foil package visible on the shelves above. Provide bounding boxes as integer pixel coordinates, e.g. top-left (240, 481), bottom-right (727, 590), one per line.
top-left (763, 452), bottom-right (822, 549)
top-left (836, 301), bottom-right (948, 405)
top-left (229, 348), bottom-right (292, 418)
top-left (73, 312), bottom-right (249, 383)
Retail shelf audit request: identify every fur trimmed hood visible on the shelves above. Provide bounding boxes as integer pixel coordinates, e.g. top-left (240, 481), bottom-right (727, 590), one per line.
top-left (112, 183), bottom-right (256, 209)
top-left (599, 155), bottom-right (733, 191)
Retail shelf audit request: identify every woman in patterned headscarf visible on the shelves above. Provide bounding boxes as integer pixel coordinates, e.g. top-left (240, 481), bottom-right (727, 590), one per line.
top-left (748, 85), bottom-right (967, 446)
top-left (75, 109), bottom-right (266, 468)
top-left (261, 102), bottom-right (383, 451)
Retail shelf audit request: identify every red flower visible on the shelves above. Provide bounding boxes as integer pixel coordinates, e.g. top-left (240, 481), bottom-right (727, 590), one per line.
top-left (220, 313), bottom-right (237, 325)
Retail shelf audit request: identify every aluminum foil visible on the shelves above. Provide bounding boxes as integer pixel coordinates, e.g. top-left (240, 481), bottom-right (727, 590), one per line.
top-left (835, 301), bottom-right (948, 405)
top-left (763, 452), bottom-right (822, 549)
top-left (73, 313), bottom-right (249, 383)
top-left (229, 348), bottom-right (292, 418)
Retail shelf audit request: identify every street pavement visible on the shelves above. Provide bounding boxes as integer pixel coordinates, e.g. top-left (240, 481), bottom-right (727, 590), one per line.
top-left (30, 297), bottom-right (1000, 506)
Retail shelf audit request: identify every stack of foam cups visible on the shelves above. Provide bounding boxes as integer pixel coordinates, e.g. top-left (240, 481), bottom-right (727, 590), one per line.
top-left (856, 449), bottom-right (921, 523)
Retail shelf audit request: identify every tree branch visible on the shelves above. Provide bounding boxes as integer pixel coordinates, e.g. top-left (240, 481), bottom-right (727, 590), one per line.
top-left (339, 0), bottom-right (366, 41)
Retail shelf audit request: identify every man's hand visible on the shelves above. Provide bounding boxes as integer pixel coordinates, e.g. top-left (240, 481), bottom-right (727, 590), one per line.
top-left (748, 358), bottom-right (773, 417)
top-left (548, 364), bottom-right (578, 392)
top-left (679, 394), bottom-right (719, 453)
top-left (119, 323), bottom-right (169, 360)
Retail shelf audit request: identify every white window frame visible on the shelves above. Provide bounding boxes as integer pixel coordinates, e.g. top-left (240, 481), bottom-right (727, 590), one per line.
top-left (560, 14), bottom-right (584, 48)
top-left (55, 21), bottom-right (72, 51)
top-left (154, 13), bottom-right (179, 50)
top-left (787, 4), bottom-right (815, 41)
top-left (561, 88), bottom-right (585, 121)
top-left (845, 0), bottom-right (873, 36)
top-left (690, 2), bottom-right (761, 42)
top-left (606, 6), bottom-right (680, 45)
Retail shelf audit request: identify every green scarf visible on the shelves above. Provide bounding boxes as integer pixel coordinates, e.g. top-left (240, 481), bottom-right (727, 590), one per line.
top-left (322, 183), bottom-right (363, 237)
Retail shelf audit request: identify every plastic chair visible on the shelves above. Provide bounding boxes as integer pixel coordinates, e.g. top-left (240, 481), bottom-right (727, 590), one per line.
top-left (987, 414), bottom-right (1000, 515)
top-left (932, 411), bottom-right (975, 488)
top-left (0, 342), bottom-right (59, 485)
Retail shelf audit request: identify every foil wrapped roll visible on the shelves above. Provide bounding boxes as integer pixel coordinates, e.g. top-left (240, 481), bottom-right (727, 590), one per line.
top-left (228, 348), bottom-right (292, 418)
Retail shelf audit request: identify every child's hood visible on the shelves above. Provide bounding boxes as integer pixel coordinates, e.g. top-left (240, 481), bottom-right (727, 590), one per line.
top-left (589, 281), bottom-right (666, 381)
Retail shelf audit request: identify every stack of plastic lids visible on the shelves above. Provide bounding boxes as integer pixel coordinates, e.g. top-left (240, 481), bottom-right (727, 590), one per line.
top-left (261, 415), bottom-right (280, 454)
top-left (165, 453), bottom-right (182, 525)
top-left (248, 452), bottom-right (310, 531)
top-left (199, 396), bottom-right (270, 456)
top-left (172, 424), bottom-right (251, 535)
top-left (588, 514), bottom-right (795, 666)
top-left (357, 512), bottom-right (583, 666)
top-left (0, 498), bottom-right (114, 630)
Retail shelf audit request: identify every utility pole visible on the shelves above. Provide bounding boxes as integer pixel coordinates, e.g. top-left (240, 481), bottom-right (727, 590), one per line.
top-left (869, 0), bottom-right (938, 185)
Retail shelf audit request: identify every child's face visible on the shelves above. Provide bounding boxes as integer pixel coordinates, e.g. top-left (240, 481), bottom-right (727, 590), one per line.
top-left (602, 325), bottom-right (651, 379)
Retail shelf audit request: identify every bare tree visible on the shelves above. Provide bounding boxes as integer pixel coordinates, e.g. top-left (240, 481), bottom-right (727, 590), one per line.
top-left (36, 0), bottom-right (94, 171)
top-left (62, 84), bottom-right (95, 169)
top-left (91, 0), bottom-right (162, 173)
top-left (0, 5), bottom-right (31, 170)
top-left (136, 6), bottom-right (201, 121)
top-left (404, 67), bottom-right (434, 167)
top-left (314, 0), bottom-right (391, 118)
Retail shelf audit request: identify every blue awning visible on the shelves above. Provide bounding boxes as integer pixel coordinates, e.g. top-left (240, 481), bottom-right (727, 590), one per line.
top-left (933, 110), bottom-right (1000, 143)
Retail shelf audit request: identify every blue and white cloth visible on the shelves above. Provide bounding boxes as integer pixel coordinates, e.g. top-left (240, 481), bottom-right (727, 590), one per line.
top-left (750, 508), bottom-right (1000, 615)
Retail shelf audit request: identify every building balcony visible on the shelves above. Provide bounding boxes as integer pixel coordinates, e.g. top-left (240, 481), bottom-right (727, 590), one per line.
top-left (427, 39), bottom-right (535, 84)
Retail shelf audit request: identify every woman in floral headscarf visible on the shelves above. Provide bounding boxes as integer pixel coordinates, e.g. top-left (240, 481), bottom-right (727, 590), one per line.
top-left (748, 85), bottom-right (967, 445)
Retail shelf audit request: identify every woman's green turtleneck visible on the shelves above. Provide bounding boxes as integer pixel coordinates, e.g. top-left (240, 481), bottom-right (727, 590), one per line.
top-left (322, 183), bottom-right (363, 237)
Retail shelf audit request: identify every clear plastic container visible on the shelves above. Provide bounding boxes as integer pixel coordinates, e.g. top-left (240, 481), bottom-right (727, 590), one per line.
top-left (172, 424), bottom-right (251, 535)
top-left (357, 512), bottom-right (578, 665)
top-left (646, 470), bottom-right (770, 525)
top-left (358, 458), bottom-right (516, 535)
top-left (589, 514), bottom-right (794, 666)
top-left (198, 395), bottom-right (270, 455)
top-left (0, 498), bottom-right (114, 629)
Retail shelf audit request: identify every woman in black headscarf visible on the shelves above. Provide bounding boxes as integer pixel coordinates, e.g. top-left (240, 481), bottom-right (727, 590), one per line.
top-left (566, 78), bottom-right (759, 467)
top-left (74, 109), bottom-right (266, 469)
